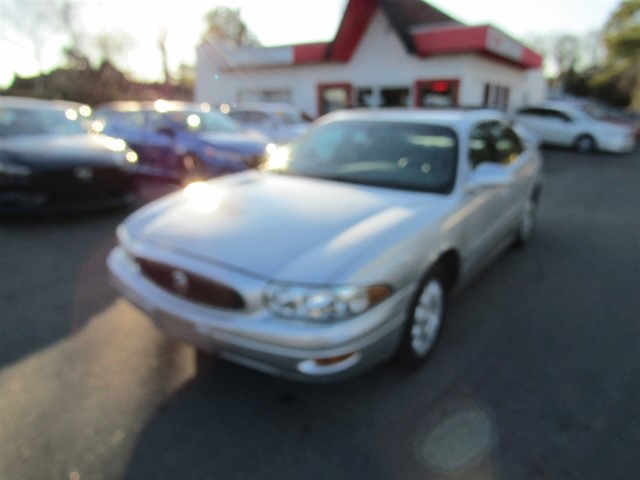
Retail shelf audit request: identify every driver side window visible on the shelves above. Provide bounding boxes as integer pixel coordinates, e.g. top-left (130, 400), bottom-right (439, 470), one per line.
top-left (469, 121), bottom-right (523, 168)
top-left (469, 122), bottom-right (496, 169)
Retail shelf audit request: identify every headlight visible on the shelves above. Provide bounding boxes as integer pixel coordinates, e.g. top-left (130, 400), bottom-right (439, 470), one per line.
top-left (111, 149), bottom-right (138, 170)
top-left (264, 283), bottom-right (392, 322)
top-left (124, 150), bottom-right (138, 164)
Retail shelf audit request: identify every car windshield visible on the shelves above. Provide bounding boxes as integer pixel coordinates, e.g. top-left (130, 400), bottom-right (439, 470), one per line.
top-left (0, 106), bottom-right (87, 138)
top-left (578, 103), bottom-right (608, 120)
top-left (273, 110), bottom-right (304, 124)
top-left (166, 110), bottom-right (243, 133)
top-left (264, 120), bottom-right (458, 193)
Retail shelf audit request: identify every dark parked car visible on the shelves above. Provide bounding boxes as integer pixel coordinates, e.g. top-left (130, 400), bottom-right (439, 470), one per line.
top-left (0, 96), bottom-right (138, 214)
top-left (93, 100), bottom-right (271, 183)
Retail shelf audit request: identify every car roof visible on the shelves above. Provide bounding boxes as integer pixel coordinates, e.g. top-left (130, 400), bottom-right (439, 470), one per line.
top-left (96, 100), bottom-right (214, 113)
top-left (230, 102), bottom-right (300, 113)
top-left (0, 95), bottom-right (86, 111)
top-left (319, 108), bottom-right (508, 129)
top-left (519, 101), bottom-right (584, 112)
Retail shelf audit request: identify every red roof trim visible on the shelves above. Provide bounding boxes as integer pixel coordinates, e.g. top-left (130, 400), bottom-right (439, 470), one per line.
top-left (293, 43), bottom-right (331, 64)
top-left (412, 25), bottom-right (542, 69)
top-left (521, 47), bottom-right (543, 68)
top-left (328, 0), bottom-right (378, 62)
top-left (413, 25), bottom-right (489, 55)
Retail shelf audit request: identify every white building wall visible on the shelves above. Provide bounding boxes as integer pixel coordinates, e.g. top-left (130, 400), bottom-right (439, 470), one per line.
top-left (456, 56), bottom-right (546, 108)
top-left (195, 10), bottom-right (545, 116)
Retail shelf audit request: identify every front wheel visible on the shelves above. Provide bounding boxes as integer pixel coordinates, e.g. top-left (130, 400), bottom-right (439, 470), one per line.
top-left (513, 191), bottom-right (539, 248)
top-left (396, 268), bottom-right (448, 368)
top-left (574, 134), bottom-right (596, 154)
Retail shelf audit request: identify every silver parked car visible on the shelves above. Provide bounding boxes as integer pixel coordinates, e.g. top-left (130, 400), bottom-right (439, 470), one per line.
top-left (226, 102), bottom-right (310, 145)
top-left (108, 109), bottom-right (543, 381)
top-left (514, 101), bottom-right (636, 153)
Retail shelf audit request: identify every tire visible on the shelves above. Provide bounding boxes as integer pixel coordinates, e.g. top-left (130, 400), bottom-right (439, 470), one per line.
top-left (181, 153), bottom-right (208, 184)
top-left (396, 266), bottom-right (449, 368)
top-left (574, 134), bottom-right (596, 154)
top-left (513, 190), bottom-right (539, 248)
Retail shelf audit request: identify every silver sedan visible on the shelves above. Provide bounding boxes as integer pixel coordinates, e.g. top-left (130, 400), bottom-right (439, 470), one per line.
top-left (108, 109), bottom-right (543, 381)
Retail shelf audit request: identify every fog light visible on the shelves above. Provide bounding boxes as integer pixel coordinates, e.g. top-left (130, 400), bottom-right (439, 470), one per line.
top-left (314, 352), bottom-right (358, 366)
top-left (298, 351), bottom-right (361, 375)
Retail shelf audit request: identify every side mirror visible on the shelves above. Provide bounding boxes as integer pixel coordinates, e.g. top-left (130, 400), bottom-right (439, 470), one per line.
top-left (466, 162), bottom-right (512, 194)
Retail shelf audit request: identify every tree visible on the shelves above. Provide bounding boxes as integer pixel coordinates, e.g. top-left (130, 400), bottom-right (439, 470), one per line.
top-left (592, 0), bottom-right (640, 109)
top-left (2, 0), bottom-right (65, 91)
top-left (201, 7), bottom-right (260, 47)
top-left (157, 27), bottom-right (172, 85)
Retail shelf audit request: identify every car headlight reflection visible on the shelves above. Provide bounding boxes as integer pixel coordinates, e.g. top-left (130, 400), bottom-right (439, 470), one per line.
top-left (265, 283), bottom-right (392, 321)
top-left (183, 181), bottom-right (223, 213)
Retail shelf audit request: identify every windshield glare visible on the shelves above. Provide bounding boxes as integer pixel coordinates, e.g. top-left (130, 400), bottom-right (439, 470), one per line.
top-left (274, 110), bottom-right (304, 125)
top-left (0, 107), bottom-right (87, 138)
top-left (168, 110), bottom-right (243, 133)
top-left (265, 120), bottom-right (458, 193)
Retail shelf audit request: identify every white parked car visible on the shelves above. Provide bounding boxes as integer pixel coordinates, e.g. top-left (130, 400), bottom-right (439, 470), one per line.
top-left (227, 102), bottom-right (310, 145)
top-left (107, 109), bottom-right (543, 381)
top-left (514, 101), bottom-right (636, 153)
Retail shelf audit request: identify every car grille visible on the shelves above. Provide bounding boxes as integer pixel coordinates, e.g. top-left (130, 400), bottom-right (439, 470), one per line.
top-left (136, 257), bottom-right (245, 310)
top-left (41, 164), bottom-right (133, 201)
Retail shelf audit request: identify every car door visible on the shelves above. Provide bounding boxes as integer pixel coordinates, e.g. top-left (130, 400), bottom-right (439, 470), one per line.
top-left (140, 111), bottom-right (182, 178)
top-left (462, 121), bottom-right (524, 268)
top-left (538, 109), bottom-right (577, 147)
top-left (517, 108), bottom-right (572, 147)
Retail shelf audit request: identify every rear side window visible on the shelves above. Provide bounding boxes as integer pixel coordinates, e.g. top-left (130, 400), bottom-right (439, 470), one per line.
top-left (470, 121), bottom-right (523, 167)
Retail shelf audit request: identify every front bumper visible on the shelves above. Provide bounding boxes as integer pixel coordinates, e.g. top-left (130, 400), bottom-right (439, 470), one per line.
top-left (0, 165), bottom-right (136, 214)
top-left (107, 246), bottom-right (409, 381)
top-left (598, 133), bottom-right (636, 153)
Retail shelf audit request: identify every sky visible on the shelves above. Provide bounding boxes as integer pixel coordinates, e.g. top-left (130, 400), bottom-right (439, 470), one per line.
top-left (0, 0), bottom-right (623, 87)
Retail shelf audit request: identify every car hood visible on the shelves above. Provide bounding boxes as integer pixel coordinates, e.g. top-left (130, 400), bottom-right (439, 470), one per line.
top-left (1, 133), bottom-right (129, 165)
top-left (123, 171), bottom-right (449, 283)
top-left (195, 131), bottom-right (268, 152)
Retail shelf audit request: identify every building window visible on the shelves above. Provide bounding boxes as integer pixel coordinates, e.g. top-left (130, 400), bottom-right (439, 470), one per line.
top-left (484, 84), bottom-right (510, 110)
top-left (318, 83), bottom-right (352, 115)
top-left (355, 87), bottom-right (410, 108)
top-left (415, 79), bottom-right (459, 107)
top-left (356, 87), bottom-right (375, 107)
top-left (381, 88), bottom-right (410, 107)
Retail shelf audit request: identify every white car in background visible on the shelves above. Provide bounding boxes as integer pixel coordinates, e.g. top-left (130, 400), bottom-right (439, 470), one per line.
top-left (514, 101), bottom-right (636, 154)
top-left (227, 102), bottom-right (310, 145)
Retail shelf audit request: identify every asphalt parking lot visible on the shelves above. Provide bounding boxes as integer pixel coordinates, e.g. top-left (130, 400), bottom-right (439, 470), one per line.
top-left (1, 147), bottom-right (639, 480)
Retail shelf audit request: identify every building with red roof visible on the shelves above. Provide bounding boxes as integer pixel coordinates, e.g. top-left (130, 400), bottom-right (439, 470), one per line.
top-left (195, 0), bottom-right (545, 117)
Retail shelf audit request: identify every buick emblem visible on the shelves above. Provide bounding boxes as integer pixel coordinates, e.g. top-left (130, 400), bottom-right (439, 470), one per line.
top-left (74, 167), bottom-right (94, 181)
top-left (170, 270), bottom-right (190, 296)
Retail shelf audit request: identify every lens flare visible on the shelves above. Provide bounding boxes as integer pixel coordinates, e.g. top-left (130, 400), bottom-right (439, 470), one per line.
top-left (183, 182), bottom-right (223, 213)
